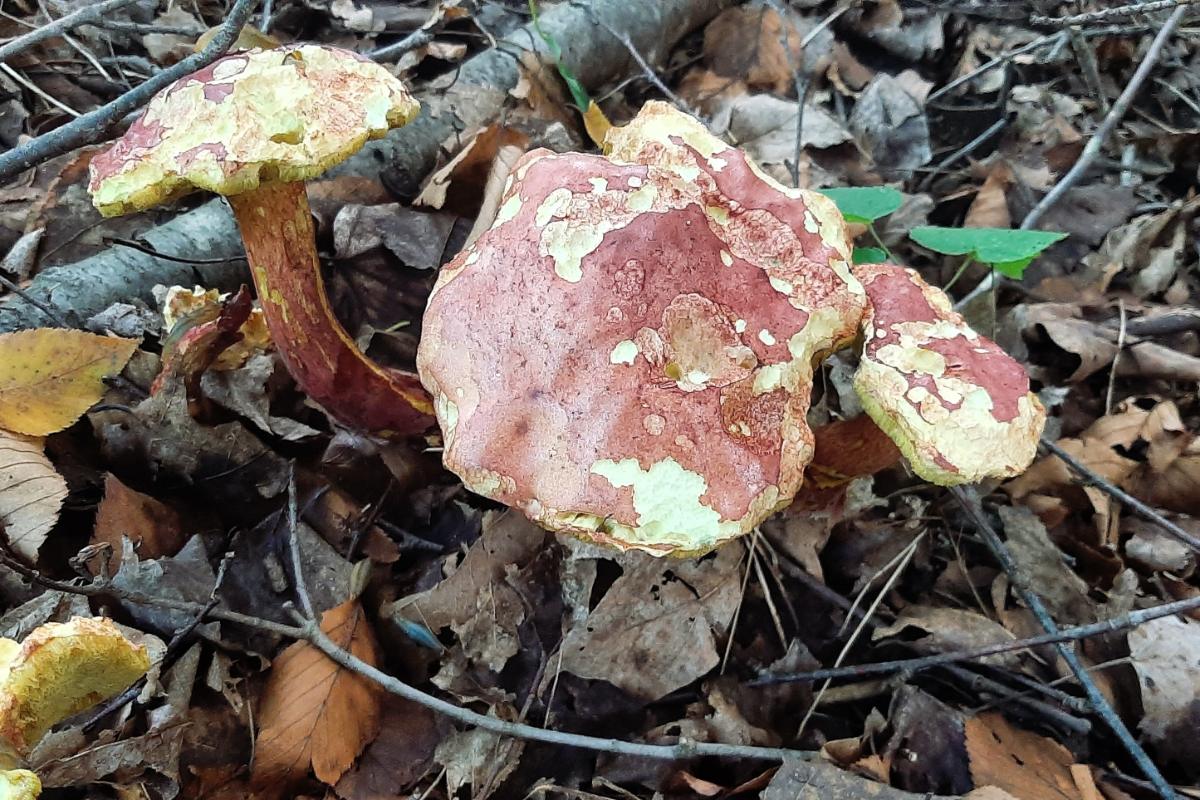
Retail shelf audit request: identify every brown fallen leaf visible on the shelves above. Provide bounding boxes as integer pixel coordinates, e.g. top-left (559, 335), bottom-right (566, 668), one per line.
top-left (0, 431), bottom-right (67, 562)
top-left (964, 164), bottom-right (1012, 229)
top-left (1128, 615), bottom-right (1200, 767)
top-left (873, 607), bottom-right (1022, 669)
top-left (964, 712), bottom-right (1082, 800)
top-left (90, 473), bottom-right (186, 573)
top-left (558, 545), bottom-right (741, 702)
top-left (251, 599), bottom-right (383, 795)
top-left (334, 697), bottom-right (446, 800)
top-left (0, 329), bottom-right (137, 436)
top-left (702, 4), bottom-right (831, 94)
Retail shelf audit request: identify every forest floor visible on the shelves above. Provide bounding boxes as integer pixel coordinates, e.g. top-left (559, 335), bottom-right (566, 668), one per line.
top-left (2, 1), bottom-right (1200, 799)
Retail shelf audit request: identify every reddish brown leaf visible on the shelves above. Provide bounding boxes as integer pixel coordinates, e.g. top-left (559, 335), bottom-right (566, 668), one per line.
top-left (251, 600), bottom-right (383, 795)
top-left (90, 473), bottom-right (186, 573)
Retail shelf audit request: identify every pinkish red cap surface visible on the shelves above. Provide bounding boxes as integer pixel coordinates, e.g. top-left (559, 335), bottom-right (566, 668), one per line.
top-left (418, 103), bottom-right (867, 555)
top-left (851, 262), bottom-right (1046, 484)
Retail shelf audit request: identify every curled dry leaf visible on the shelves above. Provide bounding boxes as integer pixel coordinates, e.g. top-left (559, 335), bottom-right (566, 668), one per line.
top-left (251, 600), bottom-right (383, 795)
top-left (0, 330), bottom-right (137, 437)
top-left (0, 431), bottom-right (67, 563)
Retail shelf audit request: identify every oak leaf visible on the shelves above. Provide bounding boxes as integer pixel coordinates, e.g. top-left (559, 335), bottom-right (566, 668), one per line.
top-left (0, 329), bottom-right (137, 436)
top-left (251, 600), bottom-right (383, 794)
top-left (0, 431), bottom-right (67, 562)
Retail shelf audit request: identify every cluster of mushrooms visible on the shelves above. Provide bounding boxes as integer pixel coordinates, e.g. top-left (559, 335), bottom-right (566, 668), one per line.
top-left (89, 45), bottom-right (1046, 558)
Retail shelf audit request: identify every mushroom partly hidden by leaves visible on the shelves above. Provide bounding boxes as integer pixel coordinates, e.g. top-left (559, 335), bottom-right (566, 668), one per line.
top-left (88, 44), bottom-right (432, 436)
top-left (417, 102), bottom-right (1046, 556)
top-left (0, 617), bottom-right (150, 798)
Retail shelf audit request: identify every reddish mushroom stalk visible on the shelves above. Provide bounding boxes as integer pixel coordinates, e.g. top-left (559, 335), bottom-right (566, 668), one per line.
top-left (227, 181), bottom-right (432, 433)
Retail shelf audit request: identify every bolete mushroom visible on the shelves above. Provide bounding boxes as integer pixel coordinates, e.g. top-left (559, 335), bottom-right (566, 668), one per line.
top-left (88, 45), bottom-right (432, 436)
top-left (417, 102), bottom-right (1046, 556)
top-left (0, 617), bottom-right (150, 797)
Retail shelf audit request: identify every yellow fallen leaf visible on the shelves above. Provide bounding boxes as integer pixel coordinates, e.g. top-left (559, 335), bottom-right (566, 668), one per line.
top-left (582, 100), bottom-right (612, 147)
top-left (0, 330), bottom-right (137, 436)
top-left (0, 431), bottom-right (66, 562)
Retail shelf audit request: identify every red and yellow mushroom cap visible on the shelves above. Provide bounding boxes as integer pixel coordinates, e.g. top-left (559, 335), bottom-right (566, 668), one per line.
top-left (851, 263), bottom-right (1046, 484)
top-left (418, 103), bottom-right (867, 555)
top-left (0, 618), bottom-right (150, 769)
top-left (89, 44), bottom-right (418, 216)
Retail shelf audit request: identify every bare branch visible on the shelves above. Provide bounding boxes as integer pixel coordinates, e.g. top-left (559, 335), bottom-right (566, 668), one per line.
top-left (0, 0), bottom-right (142, 65)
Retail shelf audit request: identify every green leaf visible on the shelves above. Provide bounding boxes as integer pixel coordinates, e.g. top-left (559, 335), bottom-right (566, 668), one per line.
top-left (852, 246), bottom-right (888, 264)
top-left (909, 226), bottom-right (1067, 267)
top-left (994, 257), bottom-right (1035, 279)
top-left (818, 187), bottom-right (903, 223)
top-left (528, 0), bottom-right (591, 110)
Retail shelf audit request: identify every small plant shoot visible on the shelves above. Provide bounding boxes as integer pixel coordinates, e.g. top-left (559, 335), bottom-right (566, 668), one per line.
top-left (909, 226), bottom-right (1068, 279)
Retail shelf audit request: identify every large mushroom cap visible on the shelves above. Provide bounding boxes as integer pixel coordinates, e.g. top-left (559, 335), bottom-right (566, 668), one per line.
top-left (418, 103), bottom-right (866, 556)
top-left (89, 44), bottom-right (418, 217)
top-left (851, 263), bottom-right (1046, 484)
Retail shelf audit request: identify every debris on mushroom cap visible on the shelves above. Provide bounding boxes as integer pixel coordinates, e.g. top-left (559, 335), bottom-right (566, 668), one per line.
top-left (88, 44), bottom-right (418, 217)
top-left (851, 262), bottom-right (1046, 485)
top-left (418, 103), bottom-right (868, 556)
top-left (0, 617), bottom-right (150, 765)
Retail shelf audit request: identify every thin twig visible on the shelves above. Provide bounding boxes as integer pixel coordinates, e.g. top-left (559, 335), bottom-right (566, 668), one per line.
top-left (285, 464), bottom-right (316, 621)
top-left (1032, 0), bottom-right (1200, 27)
top-left (1105, 299), bottom-right (1127, 413)
top-left (0, 0), bottom-right (259, 185)
top-left (0, 62), bottom-right (80, 116)
top-left (752, 592), bottom-right (1200, 686)
top-left (0, 0), bottom-right (141, 65)
top-left (928, 33), bottom-right (1066, 105)
top-left (1039, 438), bottom-right (1200, 553)
top-left (955, 7), bottom-right (1187, 310)
top-left (775, 551), bottom-right (1091, 730)
top-left (592, 14), bottom-right (699, 117)
top-left (300, 614), bottom-right (811, 762)
top-left (952, 487), bottom-right (1178, 800)
top-left (0, 272), bottom-right (67, 327)
top-left (103, 236), bottom-right (248, 265)
top-left (367, 28), bottom-right (434, 63)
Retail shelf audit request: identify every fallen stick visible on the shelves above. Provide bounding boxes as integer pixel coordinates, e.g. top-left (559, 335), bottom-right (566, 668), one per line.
top-left (0, 0), bottom-right (729, 332)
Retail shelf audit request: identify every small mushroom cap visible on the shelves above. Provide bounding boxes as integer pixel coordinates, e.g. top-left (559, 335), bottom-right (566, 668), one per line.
top-left (851, 263), bottom-right (1046, 484)
top-left (89, 45), bottom-right (418, 217)
top-left (0, 617), bottom-right (150, 764)
top-left (418, 104), bottom-right (866, 556)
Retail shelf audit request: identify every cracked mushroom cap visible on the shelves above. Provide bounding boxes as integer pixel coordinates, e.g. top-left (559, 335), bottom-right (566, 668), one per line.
top-left (418, 103), bottom-right (866, 555)
top-left (852, 263), bottom-right (1046, 484)
top-left (0, 617), bottom-right (150, 767)
top-left (88, 44), bottom-right (418, 217)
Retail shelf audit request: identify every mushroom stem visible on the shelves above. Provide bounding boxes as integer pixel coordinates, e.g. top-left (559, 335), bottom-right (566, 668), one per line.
top-left (808, 413), bottom-right (902, 486)
top-left (227, 181), bottom-right (433, 436)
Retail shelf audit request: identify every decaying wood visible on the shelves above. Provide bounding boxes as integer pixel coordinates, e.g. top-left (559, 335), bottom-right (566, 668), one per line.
top-left (0, 0), bottom-right (730, 333)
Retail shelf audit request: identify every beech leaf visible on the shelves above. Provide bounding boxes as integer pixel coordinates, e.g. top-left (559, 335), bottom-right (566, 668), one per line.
top-left (0, 330), bottom-right (137, 436)
top-left (0, 431), bottom-right (67, 562)
top-left (251, 600), bottom-right (383, 794)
